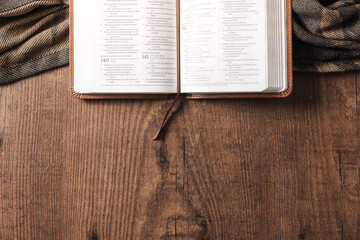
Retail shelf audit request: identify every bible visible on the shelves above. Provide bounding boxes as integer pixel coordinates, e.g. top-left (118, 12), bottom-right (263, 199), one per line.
top-left (70, 0), bottom-right (293, 99)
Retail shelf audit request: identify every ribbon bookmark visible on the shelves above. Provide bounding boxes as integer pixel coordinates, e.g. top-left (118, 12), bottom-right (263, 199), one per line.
top-left (152, 94), bottom-right (181, 140)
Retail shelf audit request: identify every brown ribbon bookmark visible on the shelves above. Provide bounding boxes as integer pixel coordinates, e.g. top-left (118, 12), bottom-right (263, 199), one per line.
top-left (152, 94), bottom-right (182, 140)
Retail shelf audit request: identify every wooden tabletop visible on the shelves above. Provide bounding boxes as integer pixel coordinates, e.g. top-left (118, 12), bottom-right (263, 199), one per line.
top-left (0, 68), bottom-right (359, 239)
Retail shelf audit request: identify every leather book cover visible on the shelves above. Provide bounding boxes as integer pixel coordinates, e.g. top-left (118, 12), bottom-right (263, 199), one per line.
top-left (69, 0), bottom-right (293, 99)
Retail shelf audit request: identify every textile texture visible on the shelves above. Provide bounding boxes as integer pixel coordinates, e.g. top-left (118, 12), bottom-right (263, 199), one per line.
top-left (0, 0), bottom-right (69, 85)
top-left (293, 0), bottom-right (360, 72)
top-left (0, 0), bottom-right (359, 85)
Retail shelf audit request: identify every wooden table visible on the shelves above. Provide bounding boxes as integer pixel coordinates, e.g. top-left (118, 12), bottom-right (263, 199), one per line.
top-left (0, 68), bottom-right (359, 239)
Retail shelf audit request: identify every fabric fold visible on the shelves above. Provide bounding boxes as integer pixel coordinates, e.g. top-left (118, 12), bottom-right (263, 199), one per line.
top-left (293, 0), bottom-right (360, 72)
top-left (0, 0), bottom-right (69, 84)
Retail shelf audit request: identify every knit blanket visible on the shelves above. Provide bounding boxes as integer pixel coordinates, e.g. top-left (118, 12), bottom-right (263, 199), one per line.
top-left (0, 0), bottom-right (359, 85)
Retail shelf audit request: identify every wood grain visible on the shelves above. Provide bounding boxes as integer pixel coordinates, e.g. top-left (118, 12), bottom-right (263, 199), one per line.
top-left (0, 68), bottom-right (359, 239)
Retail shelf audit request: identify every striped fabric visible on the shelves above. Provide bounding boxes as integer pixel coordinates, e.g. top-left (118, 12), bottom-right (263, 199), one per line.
top-left (0, 0), bottom-right (69, 85)
top-left (293, 0), bottom-right (360, 72)
top-left (0, 0), bottom-right (359, 85)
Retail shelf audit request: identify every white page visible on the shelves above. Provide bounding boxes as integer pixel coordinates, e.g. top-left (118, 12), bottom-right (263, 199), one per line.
top-left (180, 0), bottom-right (267, 93)
top-left (74, 0), bottom-right (178, 94)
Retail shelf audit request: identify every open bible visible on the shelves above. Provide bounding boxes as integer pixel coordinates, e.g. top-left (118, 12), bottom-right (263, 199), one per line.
top-left (70, 0), bottom-right (293, 99)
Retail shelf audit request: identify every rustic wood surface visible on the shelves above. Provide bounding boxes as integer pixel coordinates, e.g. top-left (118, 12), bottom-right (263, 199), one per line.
top-left (0, 68), bottom-right (359, 240)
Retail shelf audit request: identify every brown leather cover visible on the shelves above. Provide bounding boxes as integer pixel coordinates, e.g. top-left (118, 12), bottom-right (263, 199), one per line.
top-left (69, 0), bottom-right (293, 99)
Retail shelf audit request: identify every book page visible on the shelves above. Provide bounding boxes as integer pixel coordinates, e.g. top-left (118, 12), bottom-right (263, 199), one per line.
top-left (180, 0), bottom-right (267, 93)
top-left (74, 0), bottom-right (177, 94)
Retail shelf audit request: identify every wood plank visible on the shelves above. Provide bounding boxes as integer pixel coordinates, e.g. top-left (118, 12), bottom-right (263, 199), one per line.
top-left (0, 67), bottom-right (359, 239)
